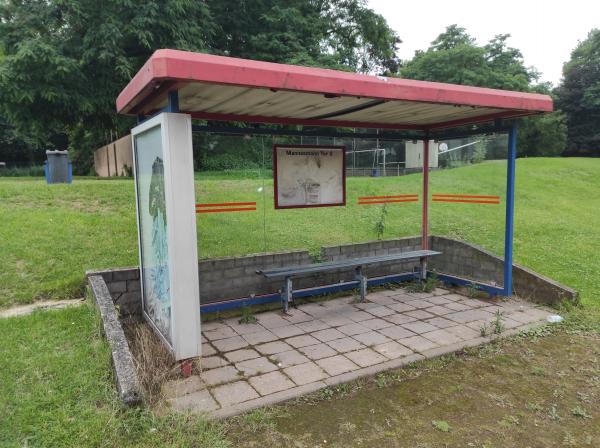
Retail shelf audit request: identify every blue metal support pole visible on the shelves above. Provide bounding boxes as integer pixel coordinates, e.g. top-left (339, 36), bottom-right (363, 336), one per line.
top-left (504, 123), bottom-right (517, 296)
top-left (166, 90), bottom-right (180, 113)
top-left (136, 91), bottom-right (180, 124)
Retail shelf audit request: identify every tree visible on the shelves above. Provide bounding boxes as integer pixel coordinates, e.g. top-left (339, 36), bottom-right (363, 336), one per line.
top-left (556, 29), bottom-right (600, 155)
top-left (0, 0), bottom-right (213, 172)
top-left (0, 0), bottom-right (400, 172)
top-left (401, 25), bottom-right (537, 90)
top-left (401, 25), bottom-right (565, 157)
top-left (0, 116), bottom-right (41, 166)
top-left (206, 0), bottom-right (400, 74)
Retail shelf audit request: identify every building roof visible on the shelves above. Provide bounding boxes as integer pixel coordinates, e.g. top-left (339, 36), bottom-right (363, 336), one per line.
top-left (116, 49), bottom-right (553, 131)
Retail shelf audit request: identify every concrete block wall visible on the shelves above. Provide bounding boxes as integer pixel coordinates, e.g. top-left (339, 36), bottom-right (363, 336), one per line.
top-left (87, 250), bottom-right (313, 314)
top-left (87, 236), bottom-right (577, 315)
top-left (198, 250), bottom-right (311, 301)
top-left (87, 267), bottom-right (141, 315)
top-left (429, 236), bottom-right (504, 286)
top-left (319, 237), bottom-right (422, 285)
top-left (428, 236), bottom-right (578, 305)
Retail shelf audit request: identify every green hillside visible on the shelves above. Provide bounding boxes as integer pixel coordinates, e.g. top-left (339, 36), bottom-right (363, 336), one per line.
top-left (0, 158), bottom-right (598, 308)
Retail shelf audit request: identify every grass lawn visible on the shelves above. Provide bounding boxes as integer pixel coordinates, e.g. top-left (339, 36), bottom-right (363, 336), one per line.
top-left (0, 304), bottom-right (228, 448)
top-left (1, 303), bottom-right (598, 447)
top-left (227, 315), bottom-right (600, 447)
top-left (1, 158), bottom-right (599, 308)
top-left (1, 157), bottom-right (600, 446)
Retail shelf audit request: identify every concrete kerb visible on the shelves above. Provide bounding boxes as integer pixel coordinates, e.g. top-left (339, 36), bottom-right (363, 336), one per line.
top-left (88, 275), bottom-right (143, 406)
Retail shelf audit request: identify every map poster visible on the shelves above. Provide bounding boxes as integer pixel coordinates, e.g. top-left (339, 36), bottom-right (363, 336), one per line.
top-left (273, 145), bottom-right (346, 209)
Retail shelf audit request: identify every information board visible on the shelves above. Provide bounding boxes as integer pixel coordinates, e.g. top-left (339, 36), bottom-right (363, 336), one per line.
top-left (273, 145), bottom-right (346, 209)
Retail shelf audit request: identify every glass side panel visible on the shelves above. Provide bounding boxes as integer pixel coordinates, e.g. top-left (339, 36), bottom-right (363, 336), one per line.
top-left (429, 133), bottom-right (508, 287)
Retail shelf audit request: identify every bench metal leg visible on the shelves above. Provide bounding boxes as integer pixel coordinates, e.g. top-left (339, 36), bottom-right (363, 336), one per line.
top-left (419, 257), bottom-right (427, 281)
top-left (282, 276), bottom-right (292, 314)
top-left (355, 266), bottom-right (367, 302)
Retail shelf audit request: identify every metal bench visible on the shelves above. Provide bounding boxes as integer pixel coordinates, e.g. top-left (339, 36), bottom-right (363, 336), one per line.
top-left (257, 249), bottom-right (441, 313)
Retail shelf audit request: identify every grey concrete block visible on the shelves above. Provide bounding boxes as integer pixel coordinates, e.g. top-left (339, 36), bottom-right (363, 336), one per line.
top-left (126, 279), bottom-right (140, 292)
top-left (112, 268), bottom-right (139, 281)
top-left (108, 281), bottom-right (127, 294)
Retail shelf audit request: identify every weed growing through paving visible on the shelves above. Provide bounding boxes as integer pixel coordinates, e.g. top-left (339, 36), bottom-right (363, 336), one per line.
top-left (238, 306), bottom-right (257, 324)
top-left (493, 310), bottom-right (505, 334)
top-left (467, 282), bottom-right (481, 298)
top-left (479, 322), bottom-right (490, 337)
top-left (406, 272), bottom-right (440, 294)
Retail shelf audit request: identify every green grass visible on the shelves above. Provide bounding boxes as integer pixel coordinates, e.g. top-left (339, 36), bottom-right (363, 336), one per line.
top-left (1, 158), bottom-right (599, 308)
top-left (1, 158), bottom-right (600, 446)
top-left (0, 304), bottom-right (229, 448)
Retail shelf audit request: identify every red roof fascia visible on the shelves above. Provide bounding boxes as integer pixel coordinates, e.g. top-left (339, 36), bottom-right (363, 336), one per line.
top-left (116, 49), bottom-right (553, 125)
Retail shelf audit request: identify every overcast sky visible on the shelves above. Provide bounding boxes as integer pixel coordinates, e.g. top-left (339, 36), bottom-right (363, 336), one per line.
top-left (369, 0), bottom-right (599, 85)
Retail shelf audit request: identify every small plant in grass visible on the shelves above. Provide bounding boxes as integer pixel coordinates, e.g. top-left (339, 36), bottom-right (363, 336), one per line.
top-left (334, 382), bottom-right (354, 397)
top-left (431, 420), bottom-right (451, 432)
top-left (339, 421), bottom-right (357, 433)
top-left (238, 305), bottom-right (257, 324)
top-left (547, 404), bottom-right (561, 421)
top-left (526, 402), bottom-right (544, 413)
top-left (239, 408), bottom-right (280, 432)
top-left (374, 203), bottom-right (388, 240)
top-left (572, 406), bottom-right (592, 419)
top-left (531, 366), bottom-right (546, 376)
top-left (320, 387), bottom-right (335, 400)
top-left (498, 415), bottom-right (520, 427)
top-left (492, 310), bottom-right (505, 334)
top-left (375, 373), bottom-right (388, 388)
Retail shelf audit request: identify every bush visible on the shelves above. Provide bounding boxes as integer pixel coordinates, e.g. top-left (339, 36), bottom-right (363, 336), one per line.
top-left (0, 165), bottom-right (45, 177)
top-left (201, 153), bottom-right (260, 171)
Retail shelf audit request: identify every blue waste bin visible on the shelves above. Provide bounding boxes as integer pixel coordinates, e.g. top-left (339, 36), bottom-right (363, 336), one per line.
top-left (45, 150), bottom-right (72, 184)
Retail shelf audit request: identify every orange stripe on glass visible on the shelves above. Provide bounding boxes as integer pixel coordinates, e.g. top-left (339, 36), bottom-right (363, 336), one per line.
top-left (358, 198), bottom-right (419, 205)
top-left (196, 201), bottom-right (256, 207)
top-left (358, 194), bottom-right (418, 200)
top-left (196, 207), bottom-right (257, 213)
top-left (432, 198), bottom-right (500, 204)
top-left (432, 194), bottom-right (500, 200)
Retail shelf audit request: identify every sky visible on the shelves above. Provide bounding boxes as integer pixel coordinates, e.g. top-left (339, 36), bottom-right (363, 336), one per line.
top-left (369, 0), bottom-right (599, 85)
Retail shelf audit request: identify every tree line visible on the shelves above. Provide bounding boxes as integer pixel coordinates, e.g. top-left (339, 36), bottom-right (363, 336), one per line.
top-left (0, 1), bottom-right (598, 173)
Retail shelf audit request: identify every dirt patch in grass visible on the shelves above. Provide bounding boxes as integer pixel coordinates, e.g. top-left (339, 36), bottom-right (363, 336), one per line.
top-left (226, 330), bottom-right (600, 447)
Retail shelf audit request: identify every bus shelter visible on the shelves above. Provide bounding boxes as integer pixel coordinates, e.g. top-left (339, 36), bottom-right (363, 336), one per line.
top-left (116, 49), bottom-right (552, 361)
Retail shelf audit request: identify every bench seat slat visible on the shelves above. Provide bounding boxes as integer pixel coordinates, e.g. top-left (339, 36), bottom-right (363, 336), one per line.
top-left (258, 250), bottom-right (441, 279)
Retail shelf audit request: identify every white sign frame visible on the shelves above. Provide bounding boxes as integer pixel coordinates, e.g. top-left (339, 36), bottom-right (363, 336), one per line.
top-left (273, 144), bottom-right (346, 209)
top-left (131, 113), bottom-right (201, 361)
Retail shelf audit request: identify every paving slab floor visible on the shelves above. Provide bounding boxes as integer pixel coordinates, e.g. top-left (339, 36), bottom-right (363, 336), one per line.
top-left (163, 287), bottom-right (553, 418)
